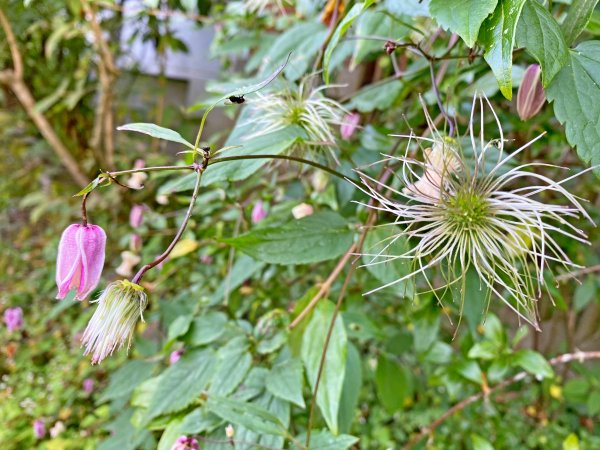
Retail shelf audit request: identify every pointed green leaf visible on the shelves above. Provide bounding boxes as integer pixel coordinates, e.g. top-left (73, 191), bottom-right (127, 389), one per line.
top-left (375, 354), bottom-right (413, 413)
top-left (562, 0), bottom-right (600, 45)
top-left (266, 358), bottom-right (305, 408)
top-left (429, 0), bottom-right (498, 47)
top-left (514, 349), bottom-right (554, 378)
top-left (546, 41), bottom-right (600, 175)
top-left (516, 0), bottom-right (569, 86)
top-left (480, 0), bottom-right (527, 99)
top-left (117, 123), bottom-right (195, 149)
top-left (302, 301), bottom-right (347, 434)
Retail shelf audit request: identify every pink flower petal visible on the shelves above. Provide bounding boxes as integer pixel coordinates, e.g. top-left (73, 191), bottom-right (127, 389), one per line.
top-left (75, 225), bottom-right (106, 300)
top-left (56, 224), bottom-right (83, 300)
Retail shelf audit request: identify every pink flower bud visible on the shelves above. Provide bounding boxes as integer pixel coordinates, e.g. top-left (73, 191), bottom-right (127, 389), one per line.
top-left (129, 204), bottom-right (144, 228)
top-left (292, 203), bottom-right (314, 219)
top-left (172, 435), bottom-right (199, 450)
top-left (130, 234), bottom-right (142, 253)
top-left (169, 349), bottom-right (184, 365)
top-left (127, 159), bottom-right (148, 189)
top-left (251, 201), bottom-right (268, 224)
top-left (200, 254), bottom-right (213, 264)
top-left (4, 307), bottom-right (23, 332)
top-left (33, 419), bottom-right (45, 439)
top-left (83, 378), bottom-right (94, 394)
top-left (56, 224), bottom-right (106, 301)
top-left (517, 64), bottom-right (545, 121)
top-left (340, 112), bottom-right (360, 140)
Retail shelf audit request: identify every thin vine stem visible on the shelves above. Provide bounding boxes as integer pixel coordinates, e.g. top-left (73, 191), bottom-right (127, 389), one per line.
top-left (131, 165), bottom-right (204, 284)
top-left (107, 164), bottom-right (195, 177)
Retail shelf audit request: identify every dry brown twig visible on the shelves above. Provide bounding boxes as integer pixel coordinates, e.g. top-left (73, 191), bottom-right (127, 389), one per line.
top-left (0, 8), bottom-right (88, 186)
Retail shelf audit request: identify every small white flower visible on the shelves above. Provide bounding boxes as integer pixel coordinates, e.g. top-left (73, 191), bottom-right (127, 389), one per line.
top-left (81, 280), bottom-right (147, 363)
top-left (355, 95), bottom-right (595, 328)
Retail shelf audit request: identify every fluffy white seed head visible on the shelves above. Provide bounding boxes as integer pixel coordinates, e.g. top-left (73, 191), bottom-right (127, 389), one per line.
top-left (356, 95), bottom-right (594, 328)
top-left (81, 280), bottom-right (148, 364)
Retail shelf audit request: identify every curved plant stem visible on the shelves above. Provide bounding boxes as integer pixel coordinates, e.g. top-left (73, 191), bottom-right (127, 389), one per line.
top-left (209, 154), bottom-right (354, 183)
top-left (402, 351), bottom-right (600, 449)
top-left (131, 166), bottom-right (203, 284)
top-left (108, 164), bottom-right (195, 178)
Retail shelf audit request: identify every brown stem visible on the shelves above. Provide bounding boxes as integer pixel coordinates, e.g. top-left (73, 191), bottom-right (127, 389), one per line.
top-left (402, 351), bottom-right (600, 449)
top-left (81, 193), bottom-right (90, 226)
top-left (555, 265), bottom-right (600, 282)
top-left (0, 9), bottom-right (88, 186)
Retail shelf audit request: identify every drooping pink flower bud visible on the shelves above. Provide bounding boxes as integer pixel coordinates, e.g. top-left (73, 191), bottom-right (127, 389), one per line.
top-left (251, 201), bottom-right (267, 224)
top-left (517, 64), bottom-right (545, 121)
top-left (172, 436), bottom-right (199, 450)
top-left (83, 378), bottom-right (94, 394)
top-left (4, 307), bottom-right (23, 332)
top-left (340, 112), bottom-right (360, 139)
top-left (169, 349), bottom-right (184, 365)
top-left (33, 419), bottom-right (45, 439)
top-left (130, 234), bottom-right (142, 253)
top-left (56, 224), bottom-right (106, 300)
top-left (127, 159), bottom-right (148, 190)
top-left (129, 204), bottom-right (144, 228)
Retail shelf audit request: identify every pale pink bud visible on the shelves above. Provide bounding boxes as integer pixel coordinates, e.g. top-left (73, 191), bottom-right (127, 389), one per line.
top-left (33, 419), bottom-right (45, 439)
top-left (340, 112), bottom-right (360, 139)
top-left (49, 421), bottom-right (65, 438)
top-left (129, 204), bottom-right (144, 228)
top-left (169, 349), bottom-right (184, 365)
top-left (130, 234), bottom-right (142, 253)
top-left (83, 378), bottom-right (94, 394)
top-left (200, 254), bottom-right (213, 264)
top-left (115, 251), bottom-right (141, 278)
top-left (4, 307), bottom-right (23, 332)
top-left (292, 203), bottom-right (314, 219)
top-left (56, 224), bottom-right (106, 300)
top-left (517, 64), bottom-right (545, 121)
top-left (127, 159), bottom-right (148, 189)
top-left (172, 435), bottom-right (199, 450)
top-left (251, 201), bottom-right (267, 224)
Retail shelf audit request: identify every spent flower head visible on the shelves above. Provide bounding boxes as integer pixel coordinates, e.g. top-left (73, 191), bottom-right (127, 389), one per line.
top-left (356, 95), bottom-right (595, 328)
top-left (81, 280), bottom-right (148, 363)
top-left (245, 79), bottom-right (347, 160)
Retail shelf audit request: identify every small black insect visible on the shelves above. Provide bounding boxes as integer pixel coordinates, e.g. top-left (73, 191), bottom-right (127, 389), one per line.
top-left (228, 95), bottom-right (245, 104)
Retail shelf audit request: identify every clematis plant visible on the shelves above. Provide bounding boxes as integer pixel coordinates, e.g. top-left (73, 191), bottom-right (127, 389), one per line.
top-left (56, 224), bottom-right (106, 300)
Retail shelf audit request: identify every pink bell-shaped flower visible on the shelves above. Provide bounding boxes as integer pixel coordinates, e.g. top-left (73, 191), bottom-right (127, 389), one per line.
top-left (56, 224), bottom-right (106, 300)
top-left (517, 64), bottom-right (545, 121)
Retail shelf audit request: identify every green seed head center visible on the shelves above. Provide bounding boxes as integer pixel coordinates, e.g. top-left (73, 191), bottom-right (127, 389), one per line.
top-left (445, 189), bottom-right (489, 228)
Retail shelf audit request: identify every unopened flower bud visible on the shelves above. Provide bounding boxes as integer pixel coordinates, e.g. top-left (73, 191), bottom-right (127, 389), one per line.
top-left (384, 40), bottom-right (398, 55)
top-left (129, 204), bottom-right (144, 228)
top-left (56, 224), bottom-right (106, 300)
top-left (225, 424), bottom-right (235, 439)
top-left (169, 349), bottom-right (184, 365)
top-left (340, 112), bottom-right (360, 140)
top-left (4, 307), bottom-right (23, 332)
top-left (33, 419), bottom-right (45, 439)
top-left (311, 171), bottom-right (329, 192)
top-left (292, 203), bottom-right (314, 219)
top-left (115, 251), bottom-right (141, 278)
top-left (83, 378), bottom-right (94, 394)
top-left (251, 201), bottom-right (268, 224)
top-left (50, 421), bottom-right (65, 438)
top-left (517, 64), bottom-right (545, 121)
top-left (172, 435), bottom-right (199, 450)
top-left (81, 280), bottom-right (148, 364)
top-left (130, 234), bottom-right (142, 253)
top-left (127, 159), bottom-right (148, 189)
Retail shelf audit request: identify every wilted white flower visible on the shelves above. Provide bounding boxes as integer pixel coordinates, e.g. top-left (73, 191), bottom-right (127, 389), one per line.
top-left (81, 280), bottom-right (148, 363)
top-left (245, 80), bottom-right (347, 160)
top-left (356, 95), bottom-right (595, 328)
top-left (115, 251), bottom-right (141, 278)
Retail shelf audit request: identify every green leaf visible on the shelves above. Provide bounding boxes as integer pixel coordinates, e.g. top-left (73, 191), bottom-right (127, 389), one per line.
top-left (208, 337), bottom-right (252, 396)
top-left (266, 358), bottom-right (305, 408)
top-left (185, 312), bottom-right (228, 346)
top-left (116, 123), bottom-right (194, 149)
top-left (471, 433), bottom-right (495, 450)
top-left (429, 0), bottom-right (498, 47)
top-left (587, 389), bottom-right (600, 415)
top-left (562, 0), bottom-right (600, 45)
top-left (455, 360), bottom-right (484, 385)
top-left (563, 433), bottom-right (580, 450)
top-left (546, 41), bottom-right (600, 173)
top-left (295, 430), bottom-right (359, 450)
top-left (375, 354), bottom-right (413, 413)
top-left (362, 225), bottom-right (415, 297)
top-left (516, 0), bottom-right (569, 86)
top-left (324, 1), bottom-right (375, 83)
top-left (302, 301), bottom-right (348, 435)
top-left (143, 349), bottom-right (216, 423)
top-left (211, 254), bottom-right (266, 304)
top-left (513, 349), bottom-right (554, 378)
top-left (205, 396), bottom-right (288, 437)
top-left (347, 79), bottom-right (404, 113)
top-left (99, 360), bottom-right (156, 402)
top-left (157, 417), bottom-right (184, 450)
top-left (338, 343), bottom-right (362, 433)
top-left (159, 125), bottom-right (305, 194)
top-left (166, 315), bottom-right (193, 344)
top-left (223, 211), bottom-right (354, 265)
top-left (480, 0), bottom-right (527, 99)
top-left (74, 176), bottom-right (103, 197)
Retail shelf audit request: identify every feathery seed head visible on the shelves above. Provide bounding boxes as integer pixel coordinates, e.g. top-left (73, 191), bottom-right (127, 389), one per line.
top-left (356, 94), bottom-right (595, 328)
